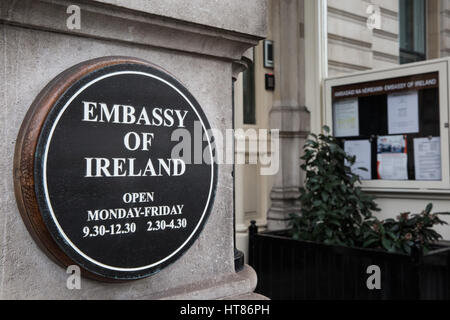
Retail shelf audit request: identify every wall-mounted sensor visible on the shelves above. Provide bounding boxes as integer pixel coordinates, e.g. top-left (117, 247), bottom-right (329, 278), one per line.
top-left (264, 40), bottom-right (274, 69)
top-left (265, 73), bottom-right (275, 91)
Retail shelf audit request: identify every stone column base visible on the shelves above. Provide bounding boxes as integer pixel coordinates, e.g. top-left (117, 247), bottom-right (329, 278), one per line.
top-left (157, 265), bottom-right (267, 300)
top-left (267, 187), bottom-right (302, 230)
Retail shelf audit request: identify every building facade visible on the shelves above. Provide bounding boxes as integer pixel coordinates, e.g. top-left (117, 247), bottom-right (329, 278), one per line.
top-left (235, 0), bottom-right (450, 259)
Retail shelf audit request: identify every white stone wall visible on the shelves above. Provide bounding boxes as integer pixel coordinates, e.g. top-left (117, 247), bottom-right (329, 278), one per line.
top-left (440, 0), bottom-right (450, 56)
top-left (327, 0), bottom-right (399, 76)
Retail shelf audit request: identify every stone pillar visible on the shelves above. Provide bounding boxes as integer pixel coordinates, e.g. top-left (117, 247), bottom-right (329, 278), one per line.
top-left (267, 0), bottom-right (310, 230)
top-left (232, 59), bottom-right (249, 272)
top-left (427, 0), bottom-right (440, 59)
top-left (0, 0), bottom-right (266, 299)
top-left (440, 0), bottom-right (450, 57)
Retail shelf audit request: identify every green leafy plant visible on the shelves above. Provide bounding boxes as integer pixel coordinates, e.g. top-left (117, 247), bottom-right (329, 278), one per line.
top-left (290, 126), bottom-right (379, 247)
top-left (291, 126), bottom-right (449, 254)
top-left (361, 204), bottom-right (449, 254)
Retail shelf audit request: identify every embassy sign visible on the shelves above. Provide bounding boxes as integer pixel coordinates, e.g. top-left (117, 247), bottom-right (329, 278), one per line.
top-left (14, 57), bottom-right (217, 281)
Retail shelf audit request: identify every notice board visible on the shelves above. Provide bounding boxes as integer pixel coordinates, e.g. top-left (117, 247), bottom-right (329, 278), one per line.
top-left (329, 71), bottom-right (443, 184)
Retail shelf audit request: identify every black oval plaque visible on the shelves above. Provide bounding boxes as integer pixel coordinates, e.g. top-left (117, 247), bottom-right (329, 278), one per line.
top-left (15, 57), bottom-right (217, 280)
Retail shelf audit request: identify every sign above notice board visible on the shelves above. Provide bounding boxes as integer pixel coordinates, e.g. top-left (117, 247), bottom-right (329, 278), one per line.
top-left (332, 72), bottom-right (439, 100)
top-left (13, 57), bottom-right (217, 281)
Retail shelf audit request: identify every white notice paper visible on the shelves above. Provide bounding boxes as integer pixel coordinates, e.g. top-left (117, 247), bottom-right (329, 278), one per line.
top-left (377, 153), bottom-right (408, 180)
top-left (333, 98), bottom-right (359, 137)
top-left (388, 91), bottom-right (419, 135)
top-left (414, 137), bottom-right (442, 181)
top-left (377, 135), bottom-right (408, 180)
top-left (344, 140), bottom-right (372, 180)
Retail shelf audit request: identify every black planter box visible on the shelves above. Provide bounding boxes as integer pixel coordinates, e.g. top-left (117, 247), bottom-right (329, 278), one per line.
top-left (248, 223), bottom-right (450, 300)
